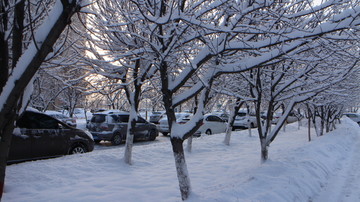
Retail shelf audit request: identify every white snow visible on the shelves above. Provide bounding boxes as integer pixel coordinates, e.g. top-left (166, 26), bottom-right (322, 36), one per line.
top-left (2, 118), bottom-right (360, 202)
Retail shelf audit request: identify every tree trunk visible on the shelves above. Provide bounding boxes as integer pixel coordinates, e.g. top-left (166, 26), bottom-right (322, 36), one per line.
top-left (308, 117), bottom-right (311, 142)
top-left (319, 119), bottom-right (324, 136)
top-left (171, 137), bottom-right (191, 200)
top-left (124, 119), bottom-right (136, 165)
top-left (260, 138), bottom-right (268, 163)
top-left (283, 122), bottom-right (287, 132)
top-left (248, 124), bottom-right (252, 137)
top-left (224, 99), bottom-right (243, 145)
top-left (186, 135), bottom-right (192, 153)
top-left (224, 127), bottom-right (232, 146)
top-left (124, 134), bottom-right (134, 164)
top-left (0, 1), bottom-right (80, 199)
top-left (0, 115), bottom-right (17, 199)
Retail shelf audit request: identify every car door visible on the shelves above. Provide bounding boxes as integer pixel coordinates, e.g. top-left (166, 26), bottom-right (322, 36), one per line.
top-left (135, 116), bottom-right (151, 138)
top-left (27, 112), bottom-right (67, 158)
top-left (8, 114), bottom-right (33, 161)
top-left (212, 116), bottom-right (227, 133)
top-left (206, 116), bottom-right (226, 134)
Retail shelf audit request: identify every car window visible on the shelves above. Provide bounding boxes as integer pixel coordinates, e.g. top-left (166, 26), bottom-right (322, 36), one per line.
top-left (137, 117), bottom-right (146, 123)
top-left (111, 115), bottom-right (130, 123)
top-left (237, 112), bottom-right (247, 117)
top-left (17, 112), bottom-right (60, 129)
top-left (213, 116), bottom-right (224, 122)
top-left (118, 115), bottom-right (129, 122)
top-left (91, 114), bottom-right (106, 123)
top-left (220, 114), bottom-right (229, 119)
top-left (206, 116), bottom-right (222, 122)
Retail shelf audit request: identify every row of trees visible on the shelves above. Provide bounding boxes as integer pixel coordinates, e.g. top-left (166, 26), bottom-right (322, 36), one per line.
top-left (82, 0), bottom-right (360, 200)
top-left (0, 0), bottom-right (360, 200)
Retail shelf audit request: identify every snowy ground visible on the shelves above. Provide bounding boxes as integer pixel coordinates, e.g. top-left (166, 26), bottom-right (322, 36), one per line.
top-left (2, 118), bottom-right (360, 202)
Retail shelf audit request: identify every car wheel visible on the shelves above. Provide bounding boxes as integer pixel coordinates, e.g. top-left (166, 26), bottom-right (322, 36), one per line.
top-left (147, 130), bottom-right (157, 141)
top-left (111, 132), bottom-right (123, 145)
top-left (69, 144), bottom-right (87, 154)
top-left (251, 123), bottom-right (255, 128)
top-left (205, 129), bottom-right (212, 135)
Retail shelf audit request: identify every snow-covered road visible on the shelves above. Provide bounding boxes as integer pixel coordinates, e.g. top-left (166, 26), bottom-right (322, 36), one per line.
top-left (314, 126), bottom-right (360, 202)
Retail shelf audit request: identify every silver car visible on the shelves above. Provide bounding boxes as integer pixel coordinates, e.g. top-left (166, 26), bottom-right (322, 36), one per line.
top-left (157, 112), bottom-right (192, 136)
top-left (232, 114), bottom-right (257, 130)
top-left (149, 111), bottom-right (165, 124)
top-left (87, 111), bottom-right (158, 145)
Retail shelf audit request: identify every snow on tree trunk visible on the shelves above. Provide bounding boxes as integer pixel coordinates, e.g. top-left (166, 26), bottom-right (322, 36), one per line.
top-left (224, 127), bottom-right (232, 146)
top-left (124, 118), bottom-right (136, 165)
top-left (171, 137), bottom-right (191, 200)
top-left (283, 122), bottom-right (287, 132)
top-left (224, 99), bottom-right (243, 146)
top-left (124, 96), bottom-right (138, 165)
top-left (224, 110), bottom-right (236, 145)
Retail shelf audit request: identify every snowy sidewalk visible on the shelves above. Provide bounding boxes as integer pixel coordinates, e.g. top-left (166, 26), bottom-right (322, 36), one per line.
top-left (3, 119), bottom-right (360, 202)
top-left (313, 123), bottom-right (360, 202)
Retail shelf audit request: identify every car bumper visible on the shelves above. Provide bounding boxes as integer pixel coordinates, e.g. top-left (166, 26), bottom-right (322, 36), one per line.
top-left (233, 122), bottom-right (248, 128)
top-left (233, 121), bottom-right (254, 129)
top-left (90, 131), bottom-right (113, 141)
top-left (157, 125), bottom-right (170, 133)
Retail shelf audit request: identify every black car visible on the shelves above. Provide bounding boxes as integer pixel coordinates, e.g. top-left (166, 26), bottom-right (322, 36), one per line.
top-left (87, 111), bottom-right (159, 145)
top-left (8, 110), bottom-right (94, 164)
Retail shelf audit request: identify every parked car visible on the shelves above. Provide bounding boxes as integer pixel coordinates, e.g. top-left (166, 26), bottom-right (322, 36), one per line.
top-left (271, 111), bottom-right (302, 124)
top-left (343, 113), bottom-right (360, 125)
top-left (149, 111), bottom-right (166, 124)
top-left (157, 112), bottom-right (192, 136)
top-left (87, 111), bottom-right (159, 145)
top-left (45, 110), bottom-right (77, 127)
top-left (180, 114), bottom-right (227, 136)
top-left (232, 113), bottom-right (257, 130)
top-left (8, 110), bottom-right (94, 164)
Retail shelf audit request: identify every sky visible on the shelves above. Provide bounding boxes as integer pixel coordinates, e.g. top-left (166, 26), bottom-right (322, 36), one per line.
top-left (2, 117), bottom-right (360, 202)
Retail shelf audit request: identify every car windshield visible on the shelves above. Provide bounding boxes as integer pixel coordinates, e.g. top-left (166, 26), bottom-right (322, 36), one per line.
top-left (91, 114), bottom-right (106, 123)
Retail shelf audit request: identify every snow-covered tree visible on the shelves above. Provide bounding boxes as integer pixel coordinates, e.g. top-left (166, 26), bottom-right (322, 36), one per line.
top-left (0, 0), bottom-right (88, 199)
top-left (78, 0), bottom-right (360, 200)
top-left (86, 0), bottom-right (159, 164)
top-left (29, 69), bottom-right (70, 111)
